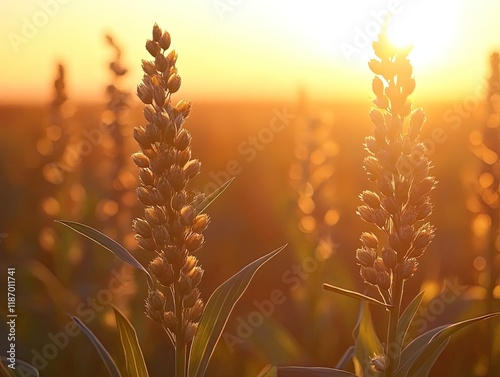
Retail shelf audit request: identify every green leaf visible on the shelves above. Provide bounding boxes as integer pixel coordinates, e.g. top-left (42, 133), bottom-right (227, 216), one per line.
top-left (187, 245), bottom-right (285, 377)
top-left (112, 306), bottom-right (149, 377)
top-left (406, 312), bottom-right (500, 377)
top-left (335, 346), bottom-right (355, 369)
top-left (269, 367), bottom-right (357, 376)
top-left (396, 325), bottom-right (447, 377)
top-left (257, 365), bottom-right (277, 377)
top-left (407, 338), bottom-right (449, 377)
top-left (0, 358), bottom-right (14, 377)
top-left (1, 357), bottom-right (39, 377)
top-left (393, 291), bottom-right (425, 368)
top-left (26, 258), bottom-right (78, 313)
top-left (323, 284), bottom-right (392, 309)
top-left (71, 316), bottom-right (123, 377)
top-left (353, 303), bottom-right (383, 377)
top-left (56, 220), bottom-right (153, 287)
top-left (196, 177), bottom-right (234, 215)
top-left (0, 358), bottom-right (11, 377)
top-left (244, 317), bottom-right (304, 364)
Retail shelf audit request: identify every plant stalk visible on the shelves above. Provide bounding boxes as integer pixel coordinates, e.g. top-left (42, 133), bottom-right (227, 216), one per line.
top-left (386, 271), bottom-right (403, 377)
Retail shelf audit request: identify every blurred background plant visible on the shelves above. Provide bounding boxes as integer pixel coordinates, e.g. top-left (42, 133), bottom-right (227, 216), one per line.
top-left (1, 5), bottom-right (500, 376)
top-left (463, 51), bottom-right (500, 375)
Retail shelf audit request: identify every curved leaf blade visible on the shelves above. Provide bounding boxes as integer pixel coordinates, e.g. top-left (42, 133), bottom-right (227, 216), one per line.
top-left (323, 284), bottom-right (392, 309)
top-left (396, 325), bottom-right (447, 377)
top-left (335, 346), bottom-right (355, 370)
top-left (56, 220), bottom-right (153, 287)
top-left (393, 290), bottom-right (425, 369)
top-left (196, 177), bottom-right (234, 215)
top-left (71, 316), bottom-right (123, 377)
top-left (187, 245), bottom-right (285, 377)
top-left (408, 337), bottom-right (449, 377)
top-left (0, 357), bottom-right (39, 377)
top-left (259, 366), bottom-right (358, 377)
top-left (407, 312), bottom-right (500, 377)
top-left (0, 358), bottom-right (11, 377)
top-left (271, 366), bottom-right (357, 376)
top-left (353, 303), bottom-right (383, 377)
top-left (257, 365), bottom-right (277, 377)
top-left (112, 306), bottom-right (149, 377)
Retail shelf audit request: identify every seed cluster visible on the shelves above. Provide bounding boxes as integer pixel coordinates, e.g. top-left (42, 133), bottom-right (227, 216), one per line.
top-left (132, 24), bottom-right (207, 344)
top-left (356, 32), bottom-right (437, 300)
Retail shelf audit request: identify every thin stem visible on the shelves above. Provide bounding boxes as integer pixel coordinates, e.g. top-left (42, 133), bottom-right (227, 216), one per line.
top-left (386, 271), bottom-right (404, 377)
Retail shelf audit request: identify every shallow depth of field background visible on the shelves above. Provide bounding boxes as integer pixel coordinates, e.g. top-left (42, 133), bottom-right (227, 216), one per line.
top-left (1, 1), bottom-right (500, 376)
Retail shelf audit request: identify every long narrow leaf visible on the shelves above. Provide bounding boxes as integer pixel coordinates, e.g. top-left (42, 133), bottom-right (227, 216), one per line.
top-left (196, 177), bottom-right (234, 215)
top-left (259, 366), bottom-right (358, 377)
top-left (393, 290), bottom-right (425, 368)
top-left (0, 358), bottom-right (11, 377)
top-left (277, 367), bottom-right (358, 376)
top-left (407, 312), bottom-right (500, 377)
top-left (56, 220), bottom-right (153, 287)
top-left (396, 325), bottom-right (447, 377)
top-left (71, 316), bottom-right (122, 377)
top-left (323, 284), bottom-right (392, 309)
top-left (335, 346), bottom-right (355, 370)
top-left (353, 303), bottom-right (383, 377)
top-left (408, 338), bottom-right (449, 377)
top-left (187, 245), bottom-right (285, 377)
top-left (257, 365), bottom-right (277, 377)
top-left (0, 357), bottom-right (39, 377)
top-left (113, 306), bottom-right (149, 377)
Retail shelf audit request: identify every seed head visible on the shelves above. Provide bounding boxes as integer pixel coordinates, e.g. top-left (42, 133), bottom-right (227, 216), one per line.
top-left (159, 31), bottom-right (171, 50)
top-left (360, 266), bottom-right (378, 286)
top-left (192, 214), bottom-right (210, 233)
top-left (356, 247), bottom-right (376, 267)
top-left (167, 74), bottom-right (181, 93)
top-left (163, 311), bottom-right (177, 333)
top-left (381, 247), bottom-right (397, 269)
top-left (186, 233), bottom-right (204, 252)
top-left (360, 190), bottom-right (381, 209)
top-left (376, 270), bottom-right (391, 291)
top-left (360, 232), bottom-right (379, 250)
top-left (399, 258), bottom-right (418, 280)
top-left (152, 24), bottom-right (162, 42)
top-left (185, 321), bottom-right (198, 342)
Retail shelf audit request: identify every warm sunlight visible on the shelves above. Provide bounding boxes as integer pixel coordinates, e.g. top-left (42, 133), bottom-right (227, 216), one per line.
top-left (0, 0), bottom-right (499, 103)
top-left (385, 0), bottom-right (462, 67)
top-left (3, 2), bottom-right (500, 376)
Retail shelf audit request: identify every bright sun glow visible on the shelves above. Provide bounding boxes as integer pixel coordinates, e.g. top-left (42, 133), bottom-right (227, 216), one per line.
top-left (385, 0), bottom-right (461, 67)
top-left (0, 0), bottom-right (498, 103)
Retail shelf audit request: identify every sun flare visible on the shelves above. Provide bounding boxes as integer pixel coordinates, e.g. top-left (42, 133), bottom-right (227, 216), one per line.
top-left (385, 0), bottom-right (462, 68)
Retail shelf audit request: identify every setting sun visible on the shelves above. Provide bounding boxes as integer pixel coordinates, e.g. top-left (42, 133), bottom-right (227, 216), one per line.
top-left (0, 1), bottom-right (499, 103)
top-left (2, 2), bottom-right (500, 376)
top-left (385, 0), bottom-right (462, 68)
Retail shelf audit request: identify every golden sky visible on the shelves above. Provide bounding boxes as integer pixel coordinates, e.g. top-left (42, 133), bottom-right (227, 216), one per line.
top-left (0, 0), bottom-right (499, 104)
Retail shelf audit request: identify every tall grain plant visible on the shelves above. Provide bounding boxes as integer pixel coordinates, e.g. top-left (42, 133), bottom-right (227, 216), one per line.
top-left (468, 51), bottom-right (500, 375)
top-left (52, 23), bottom-right (284, 377)
top-left (98, 34), bottom-right (135, 243)
top-left (264, 28), bottom-right (500, 377)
